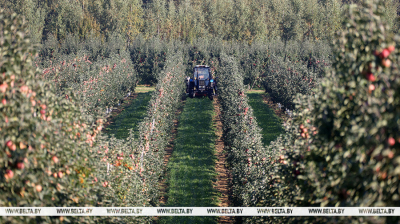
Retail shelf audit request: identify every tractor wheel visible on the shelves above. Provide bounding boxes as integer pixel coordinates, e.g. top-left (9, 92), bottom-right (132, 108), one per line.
top-left (189, 89), bottom-right (194, 98)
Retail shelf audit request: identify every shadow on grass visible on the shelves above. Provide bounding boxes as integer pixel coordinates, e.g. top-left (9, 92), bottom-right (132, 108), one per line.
top-left (247, 93), bottom-right (284, 146)
top-left (158, 97), bottom-right (218, 224)
top-left (105, 92), bottom-right (152, 139)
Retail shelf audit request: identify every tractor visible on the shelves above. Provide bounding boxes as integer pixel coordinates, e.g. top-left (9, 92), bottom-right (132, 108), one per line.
top-left (186, 65), bottom-right (216, 100)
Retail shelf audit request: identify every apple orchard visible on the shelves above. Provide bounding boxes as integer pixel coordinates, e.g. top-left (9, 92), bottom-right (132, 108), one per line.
top-left (1, 0), bottom-right (400, 223)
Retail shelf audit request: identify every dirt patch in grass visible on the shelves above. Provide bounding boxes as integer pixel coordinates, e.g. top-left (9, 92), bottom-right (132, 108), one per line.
top-left (213, 97), bottom-right (234, 224)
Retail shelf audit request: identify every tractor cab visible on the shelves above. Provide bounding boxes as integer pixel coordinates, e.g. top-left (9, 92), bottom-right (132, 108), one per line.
top-left (194, 66), bottom-right (211, 80)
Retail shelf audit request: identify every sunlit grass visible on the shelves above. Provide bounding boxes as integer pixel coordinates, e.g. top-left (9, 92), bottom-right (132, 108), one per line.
top-left (135, 85), bottom-right (156, 93)
top-left (246, 89), bottom-right (264, 94)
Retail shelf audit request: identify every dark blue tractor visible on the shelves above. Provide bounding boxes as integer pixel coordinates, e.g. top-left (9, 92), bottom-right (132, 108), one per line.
top-left (186, 65), bottom-right (216, 100)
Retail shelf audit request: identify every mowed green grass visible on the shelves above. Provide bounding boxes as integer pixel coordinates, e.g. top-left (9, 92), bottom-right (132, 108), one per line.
top-left (159, 97), bottom-right (218, 224)
top-left (246, 92), bottom-right (284, 146)
top-left (105, 92), bottom-right (152, 139)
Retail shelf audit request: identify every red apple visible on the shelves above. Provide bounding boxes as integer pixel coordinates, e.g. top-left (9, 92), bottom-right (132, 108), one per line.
top-left (388, 151), bottom-right (394, 159)
top-left (20, 85), bottom-right (29, 93)
top-left (369, 84), bottom-right (375, 91)
top-left (380, 49), bottom-right (390, 58)
top-left (58, 171), bottom-right (63, 178)
top-left (388, 137), bottom-right (396, 146)
top-left (6, 141), bottom-right (16, 151)
top-left (16, 162), bottom-right (25, 169)
top-left (382, 59), bottom-right (391, 68)
top-left (387, 45), bottom-right (395, 53)
top-left (52, 156), bottom-right (59, 163)
top-left (5, 169), bottom-right (14, 179)
top-left (365, 73), bottom-right (376, 82)
top-left (36, 185), bottom-right (42, 192)
top-left (0, 83), bottom-right (8, 93)
top-left (6, 140), bottom-right (12, 148)
top-left (1, 98), bottom-right (6, 105)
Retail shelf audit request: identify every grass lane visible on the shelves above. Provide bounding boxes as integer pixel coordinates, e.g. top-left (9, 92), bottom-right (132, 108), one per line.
top-left (105, 92), bottom-right (152, 139)
top-left (246, 92), bottom-right (284, 146)
top-left (159, 97), bottom-right (218, 224)
top-left (135, 85), bottom-right (156, 93)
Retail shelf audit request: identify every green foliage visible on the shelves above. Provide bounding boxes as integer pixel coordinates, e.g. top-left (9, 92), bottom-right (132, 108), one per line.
top-left (7, 0), bottom-right (400, 43)
top-left (3, 1), bottom-right (400, 223)
top-left (38, 32), bottom-right (126, 63)
top-left (128, 36), bottom-right (169, 85)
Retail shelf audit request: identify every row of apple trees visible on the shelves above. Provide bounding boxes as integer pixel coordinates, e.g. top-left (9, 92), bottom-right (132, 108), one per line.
top-left (38, 52), bottom-right (136, 116)
top-left (217, 54), bottom-right (274, 214)
top-left (220, 1), bottom-right (400, 224)
top-left (93, 49), bottom-right (186, 223)
top-left (38, 33), bottom-right (172, 92)
top-left (239, 39), bottom-right (331, 110)
top-left (0, 9), bottom-right (187, 223)
top-left (0, 10), bottom-right (108, 223)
